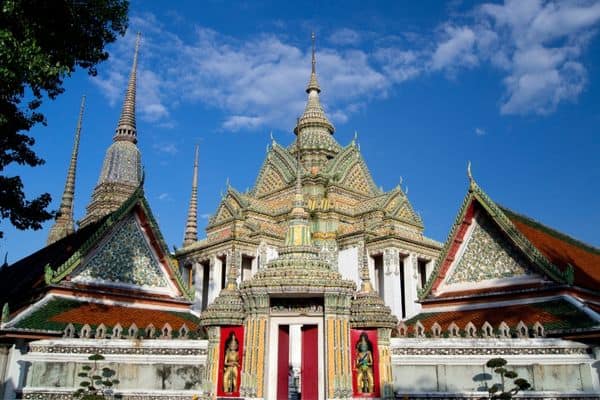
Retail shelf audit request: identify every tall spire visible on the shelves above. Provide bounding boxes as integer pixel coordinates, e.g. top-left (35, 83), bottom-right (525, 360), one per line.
top-left (284, 128), bottom-right (311, 248)
top-left (47, 95), bottom-right (85, 245)
top-left (183, 145), bottom-right (199, 247)
top-left (292, 32), bottom-right (339, 170)
top-left (307, 31), bottom-right (321, 93)
top-left (80, 33), bottom-right (143, 227)
top-left (114, 32), bottom-right (140, 144)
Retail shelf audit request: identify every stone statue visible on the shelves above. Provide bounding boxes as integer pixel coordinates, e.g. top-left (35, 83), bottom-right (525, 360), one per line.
top-left (355, 332), bottom-right (374, 394)
top-left (222, 332), bottom-right (240, 393)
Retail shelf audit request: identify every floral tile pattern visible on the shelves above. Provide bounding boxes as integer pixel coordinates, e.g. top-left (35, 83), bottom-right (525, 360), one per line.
top-left (447, 213), bottom-right (533, 284)
top-left (77, 214), bottom-right (168, 288)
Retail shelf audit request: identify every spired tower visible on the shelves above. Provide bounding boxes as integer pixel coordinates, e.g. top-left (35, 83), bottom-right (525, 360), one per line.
top-left (199, 140), bottom-right (397, 399)
top-left (176, 33), bottom-right (441, 323)
top-left (47, 95), bottom-right (86, 245)
top-left (80, 33), bottom-right (143, 227)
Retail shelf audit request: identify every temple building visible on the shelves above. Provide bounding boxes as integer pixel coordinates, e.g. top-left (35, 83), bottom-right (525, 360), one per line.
top-left (0, 34), bottom-right (598, 400)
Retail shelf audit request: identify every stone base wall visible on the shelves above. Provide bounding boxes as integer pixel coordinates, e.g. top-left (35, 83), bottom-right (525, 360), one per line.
top-left (21, 338), bottom-right (208, 399)
top-left (390, 338), bottom-right (600, 399)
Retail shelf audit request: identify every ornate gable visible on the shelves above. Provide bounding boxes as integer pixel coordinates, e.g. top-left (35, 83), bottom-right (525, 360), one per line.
top-left (253, 142), bottom-right (298, 198)
top-left (325, 144), bottom-right (380, 197)
top-left (444, 210), bottom-right (536, 285)
top-left (212, 202), bottom-right (235, 224)
top-left (420, 175), bottom-right (572, 300)
top-left (72, 214), bottom-right (175, 293)
top-left (382, 189), bottom-right (423, 227)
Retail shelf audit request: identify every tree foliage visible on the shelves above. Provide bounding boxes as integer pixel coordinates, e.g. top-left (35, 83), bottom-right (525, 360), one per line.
top-left (484, 358), bottom-right (531, 399)
top-left (0, 0), bottom-right (128, 239)
top-left (74, 353), bottom-right (120, 399)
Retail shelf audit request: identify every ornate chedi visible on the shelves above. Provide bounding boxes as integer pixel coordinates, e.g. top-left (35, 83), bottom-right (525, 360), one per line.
top-left (80, 33), bottom-right (143, 227)
top-left (183, 144), bottom-right (200, 247)
top-left (47, 95), bottom-right (86, 244)
top-left (176, 34), bottom-right (442, 324)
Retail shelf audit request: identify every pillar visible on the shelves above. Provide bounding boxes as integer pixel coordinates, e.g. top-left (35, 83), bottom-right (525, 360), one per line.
top-left (203, 326), bottom-right (221, 398)
top-left (378, 327), bottom-right (394, 399)
top-left (193, 261), bottom-right (203, 310)
top-left (403, 253), bottom-right (422, 318)
top-left (383, 248), bottom-right (402, 320)
top-left (209, 256), bottom-right (221, 304)
top-left (325, 294), bottom-right (353, 399)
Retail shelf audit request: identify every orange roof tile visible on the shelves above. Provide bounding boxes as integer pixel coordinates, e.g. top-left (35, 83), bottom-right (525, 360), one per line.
top-left (51, 303), bottom-right (198, 330)
top-left (406, 299), bottom-right (595, 333)
top-left (503, 208), bottom-right (600, 291)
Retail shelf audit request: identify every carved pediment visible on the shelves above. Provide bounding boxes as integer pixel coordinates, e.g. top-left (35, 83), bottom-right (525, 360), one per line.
top-left (253, 143), bottom-right (298, 198)
top-left (72, 214), bottom-right (175, 293)
top-left (445, 211), bottom-right (537, 285)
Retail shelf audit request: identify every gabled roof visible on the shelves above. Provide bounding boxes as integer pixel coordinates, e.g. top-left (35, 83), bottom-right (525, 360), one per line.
top-left (252, 141), bottom-right (300, 198)
top-left (420, 174), bottom-right (584, 301)
top-left (322, 142), bottom-right (382, 197)
top-left (0, 185), bottom-right (194, 317)
top-left (501, 207), bottom-right (600, 291)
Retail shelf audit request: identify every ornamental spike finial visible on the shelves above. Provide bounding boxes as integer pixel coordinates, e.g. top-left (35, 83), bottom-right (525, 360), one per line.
top-left (183, 144), bottom-right (199, 247)
top-left (47, 95), bottom-right (85, 245)
top-left (306, 32), bottom-right (321, 93)
top-left (226, 242), bottom-right (239, 289)
top-left (114, 32), bottom-right (141, 144)
top-left (360, 241), bottom-right (373, 293)
top-left (467, 160), bottom-right (473, 181)
top-left (311, 31), bottom-right (316, 74)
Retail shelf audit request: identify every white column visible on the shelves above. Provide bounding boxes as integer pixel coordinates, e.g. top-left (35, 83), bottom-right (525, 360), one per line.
top-left (403, 253), bottom-right (422, 318)
top-left (193, 261), bottom-right (203, 311)
top-left (383, 248), bottom-right (403, 320)
top-left (289, 324), bottom-right (302, 386)
top-left (208, 256), bottom-right (221, 304)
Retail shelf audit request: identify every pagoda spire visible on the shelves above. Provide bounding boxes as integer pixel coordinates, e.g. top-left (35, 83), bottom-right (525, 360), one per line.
top-left (292, 32), bottom-right (339, 170)
top-left (80, 33), bottom-right (143, 227)
top-left (284, 127), bottom-right (311, 248)
top-left (306, 31), bottom-right (321, 93)
top-left (114, 32), bottom-right (140, 144)
top-left (183, 145), bottom-right (199, 247)
top-left (359, 241), bottom-right (373, 293)
top-left (47, 95), bottom-right (85, 244)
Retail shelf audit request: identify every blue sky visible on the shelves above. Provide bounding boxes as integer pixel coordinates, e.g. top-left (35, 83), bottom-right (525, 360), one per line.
top-left (3, 0), bottom-right (600, 262)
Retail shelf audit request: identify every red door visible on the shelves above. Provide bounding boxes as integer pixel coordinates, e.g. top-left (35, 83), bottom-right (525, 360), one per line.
top-left (301, 325), bottom-right (319, 399)
top-left (277, 325), bottom-right (290, 400)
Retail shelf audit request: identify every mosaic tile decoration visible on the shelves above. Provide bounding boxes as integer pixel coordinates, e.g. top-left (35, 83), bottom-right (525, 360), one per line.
top-left (447, 212), bottom-right (534, 284)
top-left (77, 214), bottom-right (168, 288)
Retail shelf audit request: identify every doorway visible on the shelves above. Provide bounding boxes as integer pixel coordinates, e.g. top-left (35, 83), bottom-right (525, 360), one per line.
top-left (268, 317), bottom-right (324, 400)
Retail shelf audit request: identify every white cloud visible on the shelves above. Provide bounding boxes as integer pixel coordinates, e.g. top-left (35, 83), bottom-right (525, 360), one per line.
top-left (476, 0), bottom-right (600, 114)
top-left (157, 192), bottom-right (172, 201)
top-left (153, 142), bottom-right (178, 155)
top-left (329, 28), bottom-right (361, 46)
top-left (91, 2), bottom-right (600, 130)
top-left (475, 127), bottom-right (486, 136)
top-left (430, 26), bottom-right (478, 71)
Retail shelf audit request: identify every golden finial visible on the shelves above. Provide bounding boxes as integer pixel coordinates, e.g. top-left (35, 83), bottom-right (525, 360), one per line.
top-left (311, 31), bottom-right (316, 74)
top-left (467, 160), bottom-right (473, 181)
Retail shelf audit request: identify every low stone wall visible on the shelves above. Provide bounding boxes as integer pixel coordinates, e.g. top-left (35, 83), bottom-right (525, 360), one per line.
top-left (390, 338), bottom-right (600, 399)
top-left (21, 338), bottom-right (208, 399)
